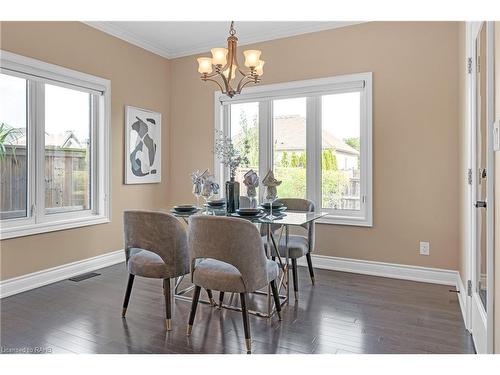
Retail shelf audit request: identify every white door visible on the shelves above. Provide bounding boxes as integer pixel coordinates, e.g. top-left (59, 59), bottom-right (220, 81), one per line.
top-left (469, 21), bottom-right (494, 354)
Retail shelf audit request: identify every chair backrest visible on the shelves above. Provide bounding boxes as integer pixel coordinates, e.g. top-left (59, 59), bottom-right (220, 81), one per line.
top-left (188, 215), bottom-right (269, 292)
top-left (123, 210), bottom-right (190, 277)
top-left (260, 198), bottom-right (316, 252)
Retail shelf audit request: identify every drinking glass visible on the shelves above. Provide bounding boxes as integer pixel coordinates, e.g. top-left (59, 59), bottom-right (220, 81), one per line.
top-left (192, 181), bottom-right (202, 208)
top-left (201, 181), bottom-right (214, 214)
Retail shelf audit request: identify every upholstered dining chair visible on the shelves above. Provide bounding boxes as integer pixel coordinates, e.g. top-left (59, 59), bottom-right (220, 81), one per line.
top-left (261, 198), bottom-right (316, 300)
top-left (187, 215), bottom-right (281, 354)
top-left (122, 210), bottom-right (190, 331)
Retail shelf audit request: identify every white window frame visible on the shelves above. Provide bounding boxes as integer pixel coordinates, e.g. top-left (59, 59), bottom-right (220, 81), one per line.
top-left (215, 72), bottom-right (372, 227)
top-left (0, 50), bottom-right (111, 239)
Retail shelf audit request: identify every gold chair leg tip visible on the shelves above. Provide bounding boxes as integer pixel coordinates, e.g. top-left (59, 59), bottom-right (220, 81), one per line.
top-left (186, 325), bottom-right (193, 335)
top-left (311, 277), bottom-right (316, 285)
top-left (121, 308), bottom-right (127, 317)
top-left (165, 319), bottom-right (172, 331)
top-left (277, 311), bottom-right (282, 321)
top-left (294, 291), bottom-right (299, 300)
top-left (245, 339), bottom-right (252, 353)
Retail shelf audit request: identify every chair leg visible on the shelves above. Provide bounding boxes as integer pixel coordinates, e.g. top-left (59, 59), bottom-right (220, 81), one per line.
top-left (240, 293), bottom-right (251, 354)
top-left (122, 274), bottom-right (135, 317)
top-left (218, 291), bottom-right (225, 309)
top-left (270, 280), bottom-right (282, 321)
top-left (206, 289), bottom-right (216, 306)
top-left (163, 278), bottom-right (172, 331)
top-left (187, 285), bottom-right (201, 336)
top-left (291, 258), bottom-right (299, 300)
top-left (306, 252), bottom-right (315, 285)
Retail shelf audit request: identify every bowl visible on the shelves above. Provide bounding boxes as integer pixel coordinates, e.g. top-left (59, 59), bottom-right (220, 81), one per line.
top-left (260, 202), bottom-right (284, 209)
top-left (173, 205), bottom-right (198, 212)
top-left (207, 199), bottom-right (225, 207)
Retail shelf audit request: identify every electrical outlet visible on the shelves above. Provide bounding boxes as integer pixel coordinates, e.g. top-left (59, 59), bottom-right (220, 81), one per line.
top-left (420, 241), bottom-right (430, 256)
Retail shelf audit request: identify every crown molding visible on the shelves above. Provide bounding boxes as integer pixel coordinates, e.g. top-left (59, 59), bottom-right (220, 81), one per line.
top-left (83, 21), bottom-right (363, 60)
top-left (83, 21), bottom-right (173, 58)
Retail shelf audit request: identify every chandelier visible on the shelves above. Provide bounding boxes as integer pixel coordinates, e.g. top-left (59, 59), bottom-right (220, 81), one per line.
top-left (197, 21), bottom-right (264, 98)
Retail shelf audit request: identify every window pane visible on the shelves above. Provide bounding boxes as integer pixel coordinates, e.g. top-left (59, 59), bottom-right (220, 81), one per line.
top-left (230, 102), bottom-right (259, 197)
top-left (44, 84), bottom-right (91, 214)
top-left (0, 74), bottom-right (28, 220)
top-left (321, 92), bottom-right (361, 210)
top-left (273, 97), bottom-right (307, 199)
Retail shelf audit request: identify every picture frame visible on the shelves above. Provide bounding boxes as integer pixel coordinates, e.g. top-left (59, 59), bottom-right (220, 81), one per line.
top-left (124, 106), bottom-right (162, 184)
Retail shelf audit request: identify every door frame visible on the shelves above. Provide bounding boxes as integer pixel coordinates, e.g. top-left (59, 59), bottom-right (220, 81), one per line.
top-left (465, 21), bottom-right (495, 354)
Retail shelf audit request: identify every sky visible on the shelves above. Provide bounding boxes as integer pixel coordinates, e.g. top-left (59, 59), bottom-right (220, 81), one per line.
top-left (1, 73), bottom-right (91, 144)
top-left (230, 92), bottom-right (361, 141)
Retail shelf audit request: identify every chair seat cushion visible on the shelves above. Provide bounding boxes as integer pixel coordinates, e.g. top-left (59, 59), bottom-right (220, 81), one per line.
top-left (193, 258), bottom-right (279, 293)
top-left (127, 248), bottom-right (170, 278)
top-left (262, 235), bottom-right (309, 258)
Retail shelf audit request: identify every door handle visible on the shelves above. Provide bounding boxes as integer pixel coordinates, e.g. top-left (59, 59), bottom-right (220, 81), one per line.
top-left (474, 201), bottom-right (487, 208)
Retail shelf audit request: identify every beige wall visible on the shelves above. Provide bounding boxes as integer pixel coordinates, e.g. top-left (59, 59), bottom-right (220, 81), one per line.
top-left (0, 22), bottom-right (462, 281)
top-left (0, 22), bottom-right (171, 280)
top-left (169, 22), bottom-right (461, 269)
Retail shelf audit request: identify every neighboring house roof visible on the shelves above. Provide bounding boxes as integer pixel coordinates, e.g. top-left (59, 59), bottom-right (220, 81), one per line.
top-left (9, 129), bottom-right (85, 149)
top-left (273, 115), bottom-right (359, 155)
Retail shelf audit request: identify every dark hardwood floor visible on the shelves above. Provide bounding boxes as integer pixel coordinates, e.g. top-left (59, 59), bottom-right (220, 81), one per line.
top-left (0, 263), bottom-right (474, 354)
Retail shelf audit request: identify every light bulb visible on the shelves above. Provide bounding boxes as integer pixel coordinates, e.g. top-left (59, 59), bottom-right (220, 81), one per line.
top-left (211, 48), bottom-right (228, 66)
top-left (255, 60), bottom-right (265, 76)
top-left (223, 65), bottom-right (238, 80)
top-left (197, 57), bottom-right (213, 74)
top-left (243, 50), bottom-right (262, 68)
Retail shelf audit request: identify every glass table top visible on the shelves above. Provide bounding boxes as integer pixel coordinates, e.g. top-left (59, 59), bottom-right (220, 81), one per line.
top-left (167, 206), bottom-right (327, 226)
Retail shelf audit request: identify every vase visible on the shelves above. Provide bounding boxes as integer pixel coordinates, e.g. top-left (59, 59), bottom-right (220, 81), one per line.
top-left (225, 178), bottom-right (240, 213)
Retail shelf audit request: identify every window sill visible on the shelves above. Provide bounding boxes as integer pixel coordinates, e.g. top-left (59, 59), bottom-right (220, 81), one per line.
top-left (317, 214), bottom-right (373, 227)
top-left (0, 215), bottom-right (110, 240)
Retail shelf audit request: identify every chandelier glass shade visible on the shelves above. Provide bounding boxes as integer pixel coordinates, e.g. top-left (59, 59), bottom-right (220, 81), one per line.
top-left (197, 21), bottom-right (264, 97)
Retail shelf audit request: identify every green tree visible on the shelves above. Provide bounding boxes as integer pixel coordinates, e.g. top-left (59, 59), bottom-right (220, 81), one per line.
top-left (235, 110), bottom-right (259, 167)
top-left (290, 151), bottom-right (299, 167)
top-left (280, 151), bottom-right (289, 167)
top-left (344, 137), bottom-right (360, 151)
top-left (331, 150), bottom-right (338, 171)
top-left (298, 152), bottom-right (306, 168)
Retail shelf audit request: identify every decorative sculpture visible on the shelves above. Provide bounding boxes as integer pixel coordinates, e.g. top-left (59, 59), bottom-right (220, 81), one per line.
top-left (261, 170), bottom-right (282, 201)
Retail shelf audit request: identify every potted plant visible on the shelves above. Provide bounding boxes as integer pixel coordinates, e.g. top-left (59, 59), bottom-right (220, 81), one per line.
top-left (214, 130), bottom-right (245, 213)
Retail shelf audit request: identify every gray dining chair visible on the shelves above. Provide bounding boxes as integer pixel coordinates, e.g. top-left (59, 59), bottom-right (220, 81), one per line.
top-left (261, 198), bottom-right (316, 300)
top-left (187, 215), bottom-right (281, 354)
top-left (122, 210), bottom-right (190, 331)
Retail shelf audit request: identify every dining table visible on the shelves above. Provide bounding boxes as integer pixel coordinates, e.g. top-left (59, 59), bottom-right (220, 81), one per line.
top-left (169, 204), bottom-right (327, 319)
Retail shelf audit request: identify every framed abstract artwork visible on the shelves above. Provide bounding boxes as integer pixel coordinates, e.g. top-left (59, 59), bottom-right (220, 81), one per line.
top-left (124, 106), bottom-right (162, 184)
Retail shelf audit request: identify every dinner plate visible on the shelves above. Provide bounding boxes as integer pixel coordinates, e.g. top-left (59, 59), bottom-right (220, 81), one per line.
top-left (260, 205), bottom-right (287, 212)
top-left (236, 208), bottom-right (262, 216)
top-left (230, 212), bottom-right (264, 219)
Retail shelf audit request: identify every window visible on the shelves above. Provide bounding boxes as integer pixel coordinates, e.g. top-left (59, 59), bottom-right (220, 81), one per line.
top-left (273, 97), bottom-right (307, 199)
top-left (216, 73), bottom-right (372, 226)
top-left (0, 51), bottom-right (111, 239)
top-left (229, 102), bottom-right (259, 197)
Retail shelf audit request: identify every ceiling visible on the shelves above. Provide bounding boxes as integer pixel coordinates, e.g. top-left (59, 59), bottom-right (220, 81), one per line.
top-left (84, 21), bottom-right (361, 59)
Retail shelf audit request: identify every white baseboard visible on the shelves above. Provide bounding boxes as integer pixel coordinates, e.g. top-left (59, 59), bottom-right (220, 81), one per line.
top-left (297, 254), bottom-right (458, 285)
top-left (297, 254), bottom-right (469, 328)
top-left (0, 250), bottom-right (125, 299)
top-left (455, 273), bottom-right (469, 330)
